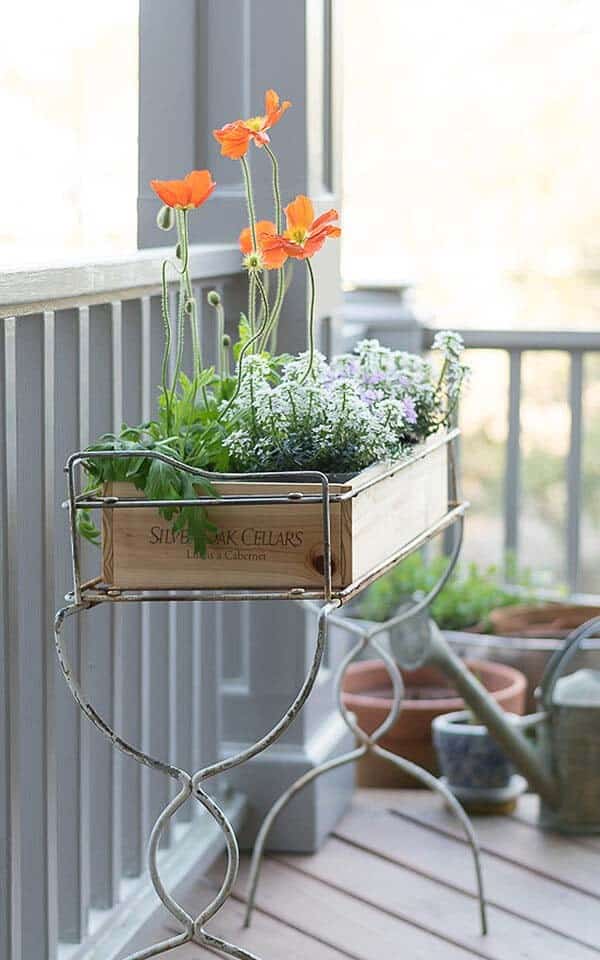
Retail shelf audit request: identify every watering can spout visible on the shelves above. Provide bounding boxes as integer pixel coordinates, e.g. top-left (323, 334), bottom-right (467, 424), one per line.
top-left (428, 622), bottom-right (561, 809)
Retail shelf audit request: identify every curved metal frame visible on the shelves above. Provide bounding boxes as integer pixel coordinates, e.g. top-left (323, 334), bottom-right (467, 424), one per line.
top-left (54, 430), bottom-right (484, 956)
top-left (245, 510), bottom-right (489, 937)
top-left (54, 598), bottom-right (338, 960)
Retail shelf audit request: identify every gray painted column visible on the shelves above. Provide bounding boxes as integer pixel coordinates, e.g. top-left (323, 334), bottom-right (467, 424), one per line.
top-left (138, 0), bottom-right (354, 850)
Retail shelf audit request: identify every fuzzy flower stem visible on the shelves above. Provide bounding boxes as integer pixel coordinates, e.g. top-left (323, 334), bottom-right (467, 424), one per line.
top-left (263, 142), bottom-right (285, 348)
top-left (216, 278), bottom-right (271, 423)
top-left (171, 211), bottom-right (190, 405)
top-left (299, 258), bottom-right (317, 384)
top-left (240, 154), bottom-right (258, 251)
top-left (160, 258), bottom-right (173, 432)
top-left (256, 269), bottom-right (270, 327)
top-left (269, 262), bottom-right (294, 353)
top-left (216, 302), bottom-right (226, 374)
top-left (263, 143), bottom-right (282, 231)
top-left (248, 273), bottom-right (257, 338)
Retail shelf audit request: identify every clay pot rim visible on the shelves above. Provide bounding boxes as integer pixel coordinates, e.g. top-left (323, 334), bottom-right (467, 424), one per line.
top-left (342, 657), bottom-right (527, 713)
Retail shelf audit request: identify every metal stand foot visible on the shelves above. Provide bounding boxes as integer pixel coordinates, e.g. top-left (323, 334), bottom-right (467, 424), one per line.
top-left (246, 512), bottom-right (488, 937)
top-left (54, 599), bottom-right (337, 960)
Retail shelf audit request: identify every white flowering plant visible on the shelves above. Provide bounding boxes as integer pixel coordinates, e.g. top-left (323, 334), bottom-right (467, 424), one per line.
top-left (78, 86), bottom-right (468, 555)
top-left (223, 333), bottom-right (468, 474)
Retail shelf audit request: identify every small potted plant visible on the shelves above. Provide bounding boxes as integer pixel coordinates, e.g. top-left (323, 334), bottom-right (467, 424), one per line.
top-left (76, 89), bottom-right (469, 592)
top-left (432, 709), bottom-right (526, 813)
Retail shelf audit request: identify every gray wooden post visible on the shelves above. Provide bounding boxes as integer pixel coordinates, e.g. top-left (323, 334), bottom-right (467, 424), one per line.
top-left (138, 0), bottom-right (353, 850)
top-left (343, 284), bottom-right (426, 354)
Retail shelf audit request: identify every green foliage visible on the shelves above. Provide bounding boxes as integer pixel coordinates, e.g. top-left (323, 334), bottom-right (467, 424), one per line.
top-left (78, 371), bottom-right (229, 556)
top-left (357, 553), bottom-right (535, 631)
top-left (79, 330), bottom-right (469, 558)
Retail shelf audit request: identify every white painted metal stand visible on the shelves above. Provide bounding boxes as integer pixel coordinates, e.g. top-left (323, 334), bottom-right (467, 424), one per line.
top-left (54, 437), bottom-right (483, 958)
top-left (244, 507), bottom-right (489, 937)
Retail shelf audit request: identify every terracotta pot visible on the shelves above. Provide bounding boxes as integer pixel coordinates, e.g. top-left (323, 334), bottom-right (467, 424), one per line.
top-left (341, 658), bottom-right (527, 788)
top-left (480, 603), bottom-right (600, 639)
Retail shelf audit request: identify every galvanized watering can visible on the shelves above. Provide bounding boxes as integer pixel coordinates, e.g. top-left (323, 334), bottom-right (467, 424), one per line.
top-left (425, 616), bottom-right (600, 834)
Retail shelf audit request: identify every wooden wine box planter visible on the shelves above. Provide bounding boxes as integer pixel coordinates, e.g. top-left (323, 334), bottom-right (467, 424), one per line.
top-left (101, 433), bottom-right (449, 592)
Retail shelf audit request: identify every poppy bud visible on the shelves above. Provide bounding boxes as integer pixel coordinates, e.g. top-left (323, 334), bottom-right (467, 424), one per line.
top-left (207, 290), bottom-right (221, 307)
top-left (156, 205), bottom-right (175, 231)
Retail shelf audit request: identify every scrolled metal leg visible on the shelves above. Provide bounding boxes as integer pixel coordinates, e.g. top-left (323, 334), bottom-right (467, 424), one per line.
top-left (246, 606), bottom-right (488, 937)
top-left (55, 599), bottom-right (334, 960)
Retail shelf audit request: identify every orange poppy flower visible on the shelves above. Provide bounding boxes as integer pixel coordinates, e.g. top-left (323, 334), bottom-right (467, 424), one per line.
top-left (239, 220), bottom-right (288, 270)
top-left (213, 90), bottom-right (291, 160)
top-left (265, 195), bottom-right (341, 260)
top-left (150, 170), bottom-right (216, 209)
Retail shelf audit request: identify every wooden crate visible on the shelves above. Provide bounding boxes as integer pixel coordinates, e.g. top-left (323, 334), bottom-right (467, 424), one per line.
top-left (101, 433), bottom-right (448, 591)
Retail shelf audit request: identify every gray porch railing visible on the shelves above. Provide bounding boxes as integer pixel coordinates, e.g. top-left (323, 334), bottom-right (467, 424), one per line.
top-left (0, 242), bottom-right (353, 960)
top-left (0, 247), bottom-right (246, 960)
top-left (344, 286), bottom-right (600, 595)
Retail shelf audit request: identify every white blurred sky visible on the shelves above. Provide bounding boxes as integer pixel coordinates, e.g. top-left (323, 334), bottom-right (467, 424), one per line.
top-left (0, 0), bottom-right (138, 268)
top-left (2, 0), bottom-right (600, 331)
top-left (342, 0), bottom-right (600, 329)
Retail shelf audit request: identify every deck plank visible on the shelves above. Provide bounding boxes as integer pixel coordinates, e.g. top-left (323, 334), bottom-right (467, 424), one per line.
top-left (123, 788), bottom-right (600, 959)
top-left (358, 789), bottom-right (600, 896)
top-left (227, 858), bottom-right (480, 960)
top-left (333, 801), bottom-right (600, 950)
top-left (279, 837), bottom-right (600, 958)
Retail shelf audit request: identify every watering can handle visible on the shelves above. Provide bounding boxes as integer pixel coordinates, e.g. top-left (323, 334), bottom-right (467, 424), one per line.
top-left (538, 614), bottom-right (600, 710)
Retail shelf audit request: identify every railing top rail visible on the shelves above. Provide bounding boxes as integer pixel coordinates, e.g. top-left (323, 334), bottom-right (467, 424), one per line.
top-left (0, 242), bottom-right (241, 318)
top-left (423, 326), bottom-right (600, 352)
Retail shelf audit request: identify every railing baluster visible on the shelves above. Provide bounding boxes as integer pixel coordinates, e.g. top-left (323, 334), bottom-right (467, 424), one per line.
top-left (141, 296), bottom-right (172, 847)
top-left (85, 303), bottom-right (121, 908)
top-left (193, 605), bottom-right (219, 780)
top-left (43, 311), bottom-right (59, 958)
top-left (170, 601), bottom-right (195, 825)
top-left (110, 301), bottom-right (125, 895)
top-left (504, 350), bottom-right (522, 577)
top-left (120, 299), bottom-right (144, 877)
top-left (1, 316), bottom-right (22, 960)
top-left (9, 315), bottom-right (56, 958)
top-left (55, 308), bottom-right (89, 941)
top-left (567, 351), bottom-right (584, 593)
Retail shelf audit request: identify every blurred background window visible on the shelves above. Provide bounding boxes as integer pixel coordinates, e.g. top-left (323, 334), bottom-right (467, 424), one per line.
top-left (0, 0), bottom-right (138, 269)
top-left (342, 0), bottom-right (600, 591)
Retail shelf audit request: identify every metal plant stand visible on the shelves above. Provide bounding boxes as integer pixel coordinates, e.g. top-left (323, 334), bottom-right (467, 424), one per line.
top-left (54, 437), bottom-right (483, 959)
top-left (54, 599), bottom-right (334, 960)
top-left (245, 504), bottom-right (489, 937)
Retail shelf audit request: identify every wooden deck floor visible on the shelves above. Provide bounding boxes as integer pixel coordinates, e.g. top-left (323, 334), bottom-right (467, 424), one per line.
top-left (136, 789), bottom-right (600, 959)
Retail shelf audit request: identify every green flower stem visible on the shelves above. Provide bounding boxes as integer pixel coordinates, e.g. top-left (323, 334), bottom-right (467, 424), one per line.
top-left (160, 257), bottom-right (173, 432)
top-left (216, 301), bottom-right (226, 375)
top-left (170, 211), bottom-right (188, 406)
top-left (256, 268), bottom-right (270, 327)
top-left (269, 262), bottom-right (294, 353)
top-left (263, 143), bottom-right (282, 231)
top-left (259, 263), bottom-right (294, 353)
top-left (264, 142), bottom-right (285, 348)
top-left (248, 272), bottom-right (257, 337)
top-left (299, 258), bottom-right (317, 384)
top-left (216, 273), bottom-right (271, 422)
top-left (240, 154), bottom-right (258, 251)
top-left (180, 210), bottom-right (203, 377)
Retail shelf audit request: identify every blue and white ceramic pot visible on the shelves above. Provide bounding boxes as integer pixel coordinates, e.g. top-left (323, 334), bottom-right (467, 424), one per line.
top-left (432, 709), bottom-right (517, 791)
